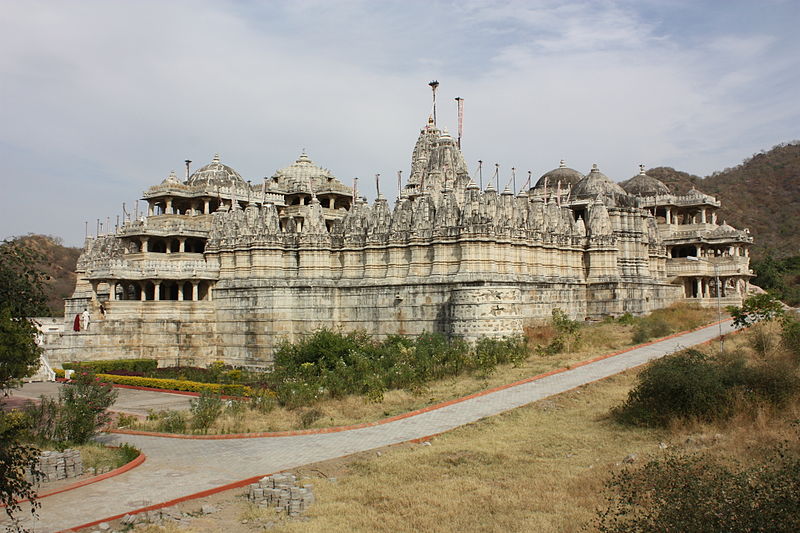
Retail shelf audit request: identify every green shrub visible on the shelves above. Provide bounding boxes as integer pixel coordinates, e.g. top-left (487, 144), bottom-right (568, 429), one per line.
top-left (781, 317), bottom-right (800, 358)
top-left (631, 316), bottom-right (672, 344)
top-left (25, 371), bottom-right (118, 444)
top-left (268, 329), bottom-right (530, 408)
top-left (157, 410), bottom-right (188, 433)
top-left (597, 448), bottom-right (800, 533)
top-left (727, 293), bottom-right (785, 328)
top-left (299, 407), bottom-right (324, 429)
top-left (537, 308), bottom-right (582, 355)
top-left (189, 392), bottom-right (224, 431)
top-left (613, 350), bottom-right (732, 427)
top-left (63, 358), bottom-right (157, 374)
top-left (93, 373), bottom-right (252, 396)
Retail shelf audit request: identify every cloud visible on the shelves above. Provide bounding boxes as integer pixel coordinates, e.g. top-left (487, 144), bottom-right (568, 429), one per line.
top-left (1, 0), bottom-right (798, 246)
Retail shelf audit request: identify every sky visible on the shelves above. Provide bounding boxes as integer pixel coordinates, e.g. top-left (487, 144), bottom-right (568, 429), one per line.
top-left (2, 0), bottom-right (799, 246)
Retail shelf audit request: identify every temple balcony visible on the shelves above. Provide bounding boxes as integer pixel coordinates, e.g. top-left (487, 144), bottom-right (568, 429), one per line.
top-left (83, 257), bottom-right (219, 281)
top-left (120, 216), bottom-right (212, 237)
top-left (667, 256), bottom-right (752, 278)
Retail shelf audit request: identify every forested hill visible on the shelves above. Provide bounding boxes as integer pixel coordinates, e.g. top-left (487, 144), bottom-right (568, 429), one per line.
top-left (13, 234), bottom-right (81, 316)
top-left (647, 141), bottom-right (800, 259)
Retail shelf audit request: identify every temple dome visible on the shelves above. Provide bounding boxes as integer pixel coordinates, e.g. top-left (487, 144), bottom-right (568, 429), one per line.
top-left (271, 152), bottom-right (351, 195)
top-left (533, 160), bottom-right (584, 190)
top-left (274, 152), bottom-right (334, 184)
top-left (186, 154), bottom-right (246, 188)
top-left (621, 165), bottom-right (670, 197)
top-left (161, 170), bottom-right (181, 186)
top-left (571, 164), bottom-right (627, 200)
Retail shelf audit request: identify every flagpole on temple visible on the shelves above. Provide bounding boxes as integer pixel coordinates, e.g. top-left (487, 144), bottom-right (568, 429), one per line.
top-left (429, 80), bottom-right (439, 126)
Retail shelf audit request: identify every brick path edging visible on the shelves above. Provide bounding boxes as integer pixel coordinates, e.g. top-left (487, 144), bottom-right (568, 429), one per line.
top-left (111, 320), bottom-right (729, 440)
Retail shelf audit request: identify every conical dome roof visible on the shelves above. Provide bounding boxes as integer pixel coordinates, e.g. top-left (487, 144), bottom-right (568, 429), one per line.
top-left (571, 164), bottom-right (627, 200)
top-left (621, 165), bottom-right (670, 197)
top-left (271, 152), bottom-right (351, 195)
top-left (186, 154), bottom-right (246, 188)
top-left (533, 160), bottom-right (583, 190)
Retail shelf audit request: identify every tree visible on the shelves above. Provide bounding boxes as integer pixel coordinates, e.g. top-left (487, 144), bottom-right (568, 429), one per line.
top-left (0, 238), bottom-right (47, 525)
top-left (0, 238), bottom-right (49, 318)
top-left (727, 293), bottom-right (785, 328)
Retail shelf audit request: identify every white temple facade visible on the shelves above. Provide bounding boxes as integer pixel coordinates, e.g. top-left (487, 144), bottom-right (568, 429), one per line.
top-left (44, 114), bottom-right (753, 368)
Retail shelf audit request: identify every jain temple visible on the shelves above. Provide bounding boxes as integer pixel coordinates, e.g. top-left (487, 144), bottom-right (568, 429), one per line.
top-left (42, 104), bottom-right (755, 368)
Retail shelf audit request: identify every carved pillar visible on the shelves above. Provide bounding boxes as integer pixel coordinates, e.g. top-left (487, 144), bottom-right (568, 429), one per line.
top-left (141, 236), bottom-right (149, 253)
top-left (165, 198), bottom-right (173, 215)
top-left (154, 281), bottom-right (161, 301)
top-left (329, 197), bottom-right (335, 208)
top-left (712, 211), bottom-right (718, 224)
top-left (140, 282), bottom-right (146, 301)
top-left (148, 200), bottom-right (155, 217)
top-left (178, 238), bottom-right (186, 253)
top-left (694, 278), bottom-right (701, 298)
top-left (207, 284), bottom-right (213, 302)
top-left (178, 283), bottom-right (184, 301)
top-left (192, 281), bottom-right (199, 301)
top-left (701, 208), bottom-right (707, 223)
top-left (204, 199), bottom-right (210, 214)
top-left (666, 208), bottom-right (671, 224)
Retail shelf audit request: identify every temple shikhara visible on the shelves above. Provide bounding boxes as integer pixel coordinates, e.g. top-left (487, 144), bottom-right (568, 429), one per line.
top-left (43, 96), bottom-right (754, 368)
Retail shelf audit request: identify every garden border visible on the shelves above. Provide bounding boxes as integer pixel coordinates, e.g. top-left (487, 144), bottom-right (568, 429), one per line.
top-left (110, 319), bottom-right (729, 440)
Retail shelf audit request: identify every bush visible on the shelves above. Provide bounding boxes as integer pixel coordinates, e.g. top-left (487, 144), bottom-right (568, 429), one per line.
top-left (157, 411), bottom-right (188, 433)
top-left (613, 350), bottom-right (732, 426)
top-left (25, 371), bottom-right (118, 444)
top-left (268, 329), bottom-right (530, 408)
top-left (93, 373), bottom-right (252, 396)
top-left (189, 392), bottom-right (224, 431)
top-left (781, 317), bottom-right (800, 358)
top-left (631, 316), bottom-right (672, 344)
top-left (597, 448), bottom-right (800, 533)
top-left (63, 358), bottom-right (157, 374)
top-left (537, 308), bottom-right (581, 355)
top-left (727, 293), bottom-right (785, 328)
top-left (299, 407), bottom-right (324, 429)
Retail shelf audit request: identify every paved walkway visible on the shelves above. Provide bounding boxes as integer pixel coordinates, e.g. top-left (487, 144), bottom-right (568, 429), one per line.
top-left (6, 320), bottom-right (734, 532)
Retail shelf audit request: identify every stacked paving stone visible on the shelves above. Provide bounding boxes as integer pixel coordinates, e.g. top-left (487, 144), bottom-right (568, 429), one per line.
top-left (29, 449), bottom-right (83, 483)
top-left (247, 473), bottom-right (314, 517)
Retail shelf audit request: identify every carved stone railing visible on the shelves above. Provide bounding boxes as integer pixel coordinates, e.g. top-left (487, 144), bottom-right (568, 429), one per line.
top-left (667, 256), bottom-right (751, 277)
top-left (84, 258), bottom-right (219, 280)
top-left (120, 216), bottom-right (212, 237)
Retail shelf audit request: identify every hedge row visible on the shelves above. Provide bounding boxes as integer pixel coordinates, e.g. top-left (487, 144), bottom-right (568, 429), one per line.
top-left (63, 358), bottom-right (158, 374)
top-left (94, 373), bottom-right (252, 397)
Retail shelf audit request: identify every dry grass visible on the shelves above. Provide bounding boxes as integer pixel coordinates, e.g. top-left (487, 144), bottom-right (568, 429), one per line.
top-left (73, 442), bottom-right (132, 471)
top-left (126, 304), bottom-right (717, 435)
top-left (268, 372), bottom-right (663, 533)
top-left (265, 322), bottom-right (798, 533)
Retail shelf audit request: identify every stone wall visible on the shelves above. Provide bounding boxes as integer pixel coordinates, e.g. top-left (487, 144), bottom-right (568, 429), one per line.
top-left (28, 449), bottom-right (83, 484)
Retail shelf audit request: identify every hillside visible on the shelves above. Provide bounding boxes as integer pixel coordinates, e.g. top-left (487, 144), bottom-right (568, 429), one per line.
top-left (14, 234), bottom-right (81, 316)
top-left (648, 141), bottom-right (800, 258)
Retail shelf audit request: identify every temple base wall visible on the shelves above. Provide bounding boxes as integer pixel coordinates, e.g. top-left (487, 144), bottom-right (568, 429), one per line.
top-left (45, 278), bottom-right (683, 369)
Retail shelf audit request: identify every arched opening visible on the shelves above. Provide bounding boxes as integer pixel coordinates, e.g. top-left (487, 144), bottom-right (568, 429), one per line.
top-left (150, 240), bottom-right (167, 253)
top-left (197, 281), bottom-right (210, 301)
top-left (182, 281), bottom-right (193, 300)
top-left (144, 281), bottom-right (155, 301)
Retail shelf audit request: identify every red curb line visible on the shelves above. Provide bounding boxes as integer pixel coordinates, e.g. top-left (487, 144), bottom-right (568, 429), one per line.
top-left (63, 320), bottom-right (735, 532)
top-left (1, 452), bottom-right (145, 507)
top-left (110, 319), bottom-right (731, 441)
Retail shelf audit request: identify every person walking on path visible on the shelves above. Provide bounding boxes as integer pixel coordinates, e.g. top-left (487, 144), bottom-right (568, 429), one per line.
top-left (80, 308), bottom-right (90, 331)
